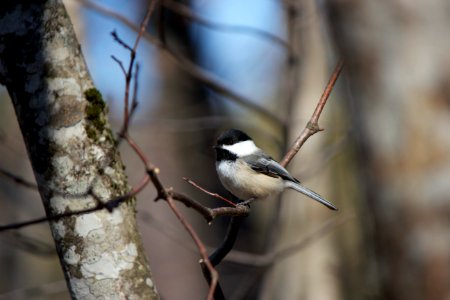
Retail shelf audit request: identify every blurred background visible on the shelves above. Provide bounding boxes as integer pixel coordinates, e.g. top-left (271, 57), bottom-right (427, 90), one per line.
top-left (0, 0), bottom-right (449, 299)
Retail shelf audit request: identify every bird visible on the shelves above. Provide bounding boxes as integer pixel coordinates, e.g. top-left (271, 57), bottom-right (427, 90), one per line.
top-left (214, 129), bottom-right (337, 210)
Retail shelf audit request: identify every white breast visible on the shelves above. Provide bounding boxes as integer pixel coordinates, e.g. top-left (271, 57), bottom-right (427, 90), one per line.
top-left (216, 160), bottom-right (284, 200)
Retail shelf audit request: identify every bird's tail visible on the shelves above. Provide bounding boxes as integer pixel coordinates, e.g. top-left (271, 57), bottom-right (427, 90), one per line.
top-left (285, 181), bottom-right (338, 210)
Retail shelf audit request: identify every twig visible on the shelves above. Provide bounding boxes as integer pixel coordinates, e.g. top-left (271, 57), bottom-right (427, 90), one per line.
top-left (111, 30), bottom-right (134, 52)
top-left (112, 0), bottom-right (158, 139)
top-left (123, 133), bottom-right (150, 167)
top-left (0, 174), bottom-right (150, 232)
top-left (310, 60), bottom-right (344, 125)
top-left (139, 211), bottom-right (199, 254)
top-left (132, 1), bottom-right (156, 52)
top-left (168, 191), bottom-right (215, 222)
top-left (281, 59), bottom-right (344, 167)
top-left (154, 189), bottom-right (249, 224)
top-left (131, 63), bottom-right (140, 112)
top-left (183, 177), bottom-right (236, 207)
top-left (110, 55), bottom-right (127, 77)
top-left (209, 205), bottom-right (249, 220)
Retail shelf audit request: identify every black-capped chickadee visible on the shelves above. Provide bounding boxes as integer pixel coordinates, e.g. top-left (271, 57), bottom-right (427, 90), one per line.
top-left (214, 129), bottom-right (337, 210)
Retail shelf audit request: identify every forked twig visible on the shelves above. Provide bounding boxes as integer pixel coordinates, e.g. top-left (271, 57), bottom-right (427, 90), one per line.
top-left (281, 59), bottom-right (344, 167)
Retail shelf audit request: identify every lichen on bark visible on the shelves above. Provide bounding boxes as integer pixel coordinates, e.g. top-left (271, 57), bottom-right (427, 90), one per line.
top-left (84, 88), bottom-right (107, 141)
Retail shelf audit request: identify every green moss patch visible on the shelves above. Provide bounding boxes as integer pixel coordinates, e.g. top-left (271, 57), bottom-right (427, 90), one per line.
top-left (84, 88), bottom-right (107, 140)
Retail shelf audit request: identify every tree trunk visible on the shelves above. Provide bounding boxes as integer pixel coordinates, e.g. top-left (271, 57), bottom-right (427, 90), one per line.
top-left (0, 1), bottom-right (159, 299)
top-left (326, 1), bottom-right (450, 300)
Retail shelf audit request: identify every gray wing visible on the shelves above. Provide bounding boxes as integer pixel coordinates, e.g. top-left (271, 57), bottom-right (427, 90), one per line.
top-left (242, 153), bottom-right (298, 183)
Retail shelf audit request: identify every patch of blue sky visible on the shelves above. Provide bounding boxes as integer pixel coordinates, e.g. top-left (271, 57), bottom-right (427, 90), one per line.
top-left (191, 0), bottom-right (286, 106)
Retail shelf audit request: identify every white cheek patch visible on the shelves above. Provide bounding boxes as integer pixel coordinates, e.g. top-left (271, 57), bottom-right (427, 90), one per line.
top-left (222, 140), bottom-right (259, 156)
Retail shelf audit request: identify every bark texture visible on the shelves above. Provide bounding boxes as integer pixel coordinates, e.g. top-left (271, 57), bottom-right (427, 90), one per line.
top-left (0, 1), bottom-right (159, 299)
top-left (326, 1), bottom-right (450, 300)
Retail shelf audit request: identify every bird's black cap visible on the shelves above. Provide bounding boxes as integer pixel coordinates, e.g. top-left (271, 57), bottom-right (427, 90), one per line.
top-left (216, 129), bottom-right (251, 146)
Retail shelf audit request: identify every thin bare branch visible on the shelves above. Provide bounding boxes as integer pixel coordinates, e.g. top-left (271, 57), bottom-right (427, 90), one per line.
top-left (183, 177), bottom-right (236, 207)
top-left (131, 63), bottom-right (140, 112)
top-left (110, 55), bottom-right (127, 77)
top-left (0, 174), bottom-right (150, 232)
top-left (123, 133), bottom-right (150, 167)
top-left (281, 59), bottom-right (344, 167)
top-left (111, 1), bottom-right (158, 138)
top-left (311, 59), bottom-right (345, 125)
top-left (132, 0), bottom-right (157, 52)
top-left (151, 183), bottom-right (249, 223)
top-left (170, 191), bottom-right (214, 221)
top-left (111, 30), bottom-right (134, 52)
